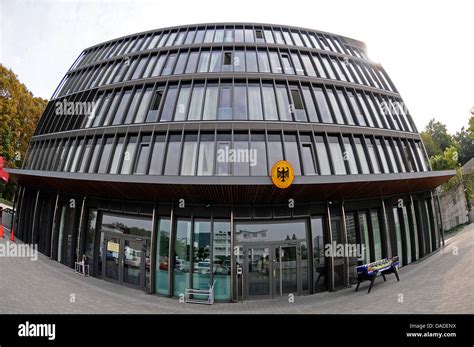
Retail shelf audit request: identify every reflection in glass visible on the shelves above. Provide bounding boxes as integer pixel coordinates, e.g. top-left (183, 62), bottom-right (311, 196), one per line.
top-left (155, 218), bottom-right (170, 295)
top-left (213, 220), bottom-right (231, 300)
top-left (173, 220), bottom-right (191, 296)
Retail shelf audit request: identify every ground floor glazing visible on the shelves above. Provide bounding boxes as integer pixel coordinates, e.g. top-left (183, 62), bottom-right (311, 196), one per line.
top-left (13, 186), bottom-right (443, 301)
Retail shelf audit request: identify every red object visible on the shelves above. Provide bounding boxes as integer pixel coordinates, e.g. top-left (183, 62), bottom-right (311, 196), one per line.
top-left (0, 157), bottom-right (8, 183)
top-left (0, 225), bottom-right (4, 238)
top-left (9, 228), bottom-right (15, 242)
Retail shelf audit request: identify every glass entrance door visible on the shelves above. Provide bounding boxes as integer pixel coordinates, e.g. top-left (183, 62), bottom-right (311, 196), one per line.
top-left (274, 245), bottom-right (299, 296)
top-left (243, 243), bottom-right (302, 299)
top-left (102, 232), bottom-right (149, 289)
top-left (105, 235), bottom-right (120, 281)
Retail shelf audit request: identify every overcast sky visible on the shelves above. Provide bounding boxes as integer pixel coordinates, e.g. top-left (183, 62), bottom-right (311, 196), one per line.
top-left (1, 0), bottom-right (473, 133)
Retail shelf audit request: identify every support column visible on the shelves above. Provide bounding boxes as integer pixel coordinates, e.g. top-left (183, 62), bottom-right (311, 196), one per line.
top-left (341, 200), bottom-right (350, 287)
top-left (50, 193), bottom-right (60, 260)
top-left (409, 194), bottom-right (419, 260)
top-left (76, 196), bottom-right (87, 262)
top-left (10, 186), bottom-right (19, 232)
top-left (326, 202), bottom-right (335, 292)
top-left (149, 201), bottom-right (158, 294)
top-left (30, 189), bottom-right (40, 244)
top-left (432, 190), bottom-right (444, 247)
top-left (230, 205), bottom-right (236, 302)
top-left (381, 198), bottom-right (391, 258)
top-left (167, 203), bottom-right (175, 297)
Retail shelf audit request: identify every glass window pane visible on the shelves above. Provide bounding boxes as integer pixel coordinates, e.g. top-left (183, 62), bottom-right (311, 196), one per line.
top-left (146, 89), bottom-right (164, 123)
top-left (366, 138), bottom-right (381, 173)
top-left (314, 87), bottom-right (332, 123)
top-left (301, 143), bottom-right (316, 175)
top-left (194, 29), bottom-right (205, 44)
top-left (247, 85), bottom-right (264, 120)
top-left (371, 211), bottom-right (383, 260)
top-left (275, 85), bottom-right (292, 121)
top-left (264, 30), bottom-right (274, 43)
top-left (185, 51), bottom-right (199, 74)
top-left (112, 89), bottom-right (131, 125)
top-left (244, 29), bottom-right (254, 42)
top-left (120, 136), bottom-right (137, 174)
top-left (337, 89), bottom-right (354, 125)
top-left (325, 89), bottom-right (343, 125)
top-left (180, 134), bottom-right (197, 175)
top-left (233, 133), bottom-right (249, 176)
top-left (302, 87), bottom-right (318, 122)
top-left (342, 137), bottom-right (358, 174)
top-left (174, 85), bottom-right (191, 121)
top-left (315, 136), bottom-right (331, 175)
top-left (216, 142), bottom-right (231, 176)
top-left (376, 139), bottom-right (390, 173)
top-left (184, 30), bottom-right (196, 44)
top-left (160, 86), bottom-right (178, 122)
top-left (257, 51), bottom-right (270, 73)
top-left (134, 87), bottom-right (153, 123)
top-left (188, 84), bottom-right (205, 120)
top-left (348, 91), bottom-right (366, 126)
top-left (231, 50), bottom-right (244, 72)
top-left (109, 136), bottom-right (124, 174)
top-left (192, 221), bottom-right (211, 291)
top-left (162, 54), bottom-right (176, 75)
top-left (269, 52), bottom-right (282, 73)
top-left (267, 133), bottom-right (283, 171)
top-left (204, 29), bottom-right (214, 43)
top-left (354, 137), bottom-right (370, 174)
top-left (291, 53), bottom-right (305, 75)
top-left (214, 29), bottom-right (224, 42)
top-left (197, 136), bottom-right (215, 176)
top-left (301, 54), bottom-right (316, 76)
top-left (328, 136), bottom-right (346, 175)
top-left (262, 85), bottom-right (278, 120)
top-left (173, 220), bottom-right (191, 296)
top-left (246, 50), bottom-right (258, 73)
top-left (103, 92), bottom-right (120, 126)
top-left (164, 134), bottom-right (182, 175)
top-left (284, 135), bottom-right (301, 175)
top-left (155, 218), bottom-right (170, 295)
top-left (209, 51), bottom-right (222, 72)
top-left (134, 136), bottom-right (151, 174)
top-left (250, 134), bottom-right (267, 176)
top-left (218, 86), bottom-right (232, 120)
top-left (174, 53), bottom-right (188, 75)
top-left (149, 135), bottom-right (166, 175)
top-left (213, 221), bottom-right (231, 300)
top-left (233, 85), bottom-right (247, 120)
top-left (203, 85), bottom-right (218, 120)
top-left (97, 137), bottom-right (114, 173)
top-left (151, 55), bottom-right (166, 77)
top-left (281, 54), bottom-right (294, 74)
top-left (290, 88), bottom-right (306, 122)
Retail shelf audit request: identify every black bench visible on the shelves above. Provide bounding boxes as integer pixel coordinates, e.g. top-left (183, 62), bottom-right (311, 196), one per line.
top-left (355, 256), bottom-right (400, 294)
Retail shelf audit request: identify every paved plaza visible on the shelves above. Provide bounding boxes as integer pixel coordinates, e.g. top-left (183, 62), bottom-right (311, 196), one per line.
top-left (0, 223), bottom-right (473, 314)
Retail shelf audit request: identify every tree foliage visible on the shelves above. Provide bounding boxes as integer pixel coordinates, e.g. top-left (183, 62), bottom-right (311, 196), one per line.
top-left (430, 146), bottom-right (459, 171)
top-left (423, 118), bottom-right (454, 154)
top-left (454, 125), bottom-right (474, 165)
top-left (0, 64), bottom-right (48, 201)
top-left (0, 64), bottom-right (48, 169)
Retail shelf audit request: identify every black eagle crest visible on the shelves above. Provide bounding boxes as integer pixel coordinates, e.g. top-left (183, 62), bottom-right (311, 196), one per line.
top-left (277, 166), bottom-right (290, 182)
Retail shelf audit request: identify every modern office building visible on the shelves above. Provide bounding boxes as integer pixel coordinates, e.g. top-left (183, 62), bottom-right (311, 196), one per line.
top-left (8, 23), bottom-right (454, 301)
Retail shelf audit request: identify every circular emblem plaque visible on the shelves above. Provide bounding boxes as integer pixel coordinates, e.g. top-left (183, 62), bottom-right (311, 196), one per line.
top-left (271, 160), bottom-right (294, 189)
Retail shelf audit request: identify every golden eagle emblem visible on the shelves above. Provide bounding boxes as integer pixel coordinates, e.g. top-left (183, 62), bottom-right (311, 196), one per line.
top-left (271, 160), bottom-right (294, 189)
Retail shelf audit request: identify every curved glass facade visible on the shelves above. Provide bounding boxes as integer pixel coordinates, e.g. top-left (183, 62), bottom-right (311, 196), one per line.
top-left (10, 23), bottom-right (449, 303)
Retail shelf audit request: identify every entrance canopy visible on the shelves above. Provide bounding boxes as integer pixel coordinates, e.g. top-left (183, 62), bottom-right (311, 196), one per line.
top-left (8, 169), bottom-right (455, 204)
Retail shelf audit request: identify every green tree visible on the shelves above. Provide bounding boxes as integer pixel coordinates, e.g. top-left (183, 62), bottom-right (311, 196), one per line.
top-left (430, 146), bottom-right (459, 171)
top-left (454, 125), bottom-right (474, 165)
top-left (420, 131), bottom-right (441, 158)
top-left (424, 119), bottom-right (454, 153)
top-left (0, 64), bottom-right (48, 201)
